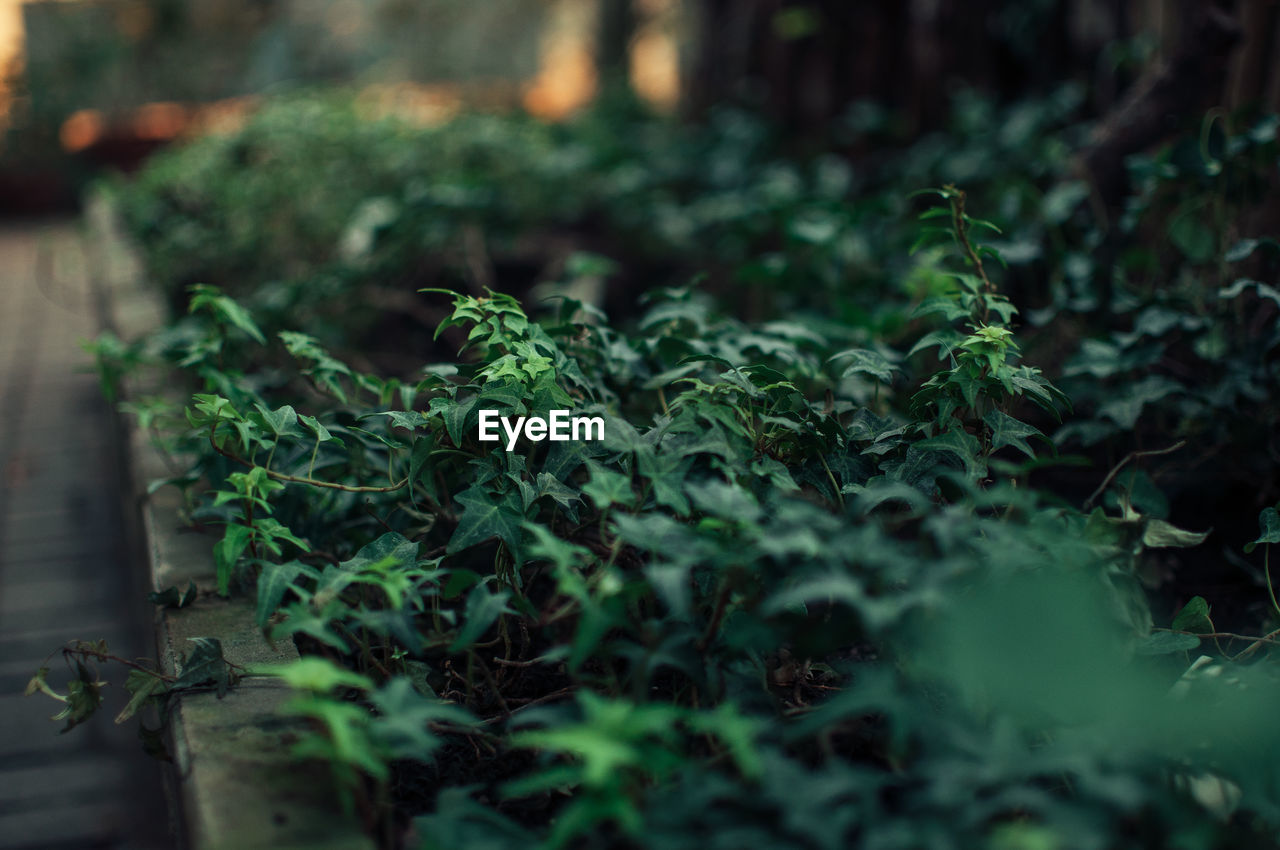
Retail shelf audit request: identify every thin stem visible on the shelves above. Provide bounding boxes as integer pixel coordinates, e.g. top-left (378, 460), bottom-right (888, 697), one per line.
top-left (948, 187), bottom-right (994, 322)
top-left (491, 655), bottom-right (551, 668)
top-left (1083, 440), bottom-right (1187, 510)
top-left (1265, 545), bottom-right (1280, 620)
top-left (62, 643), bottom-right (175, 682)
top-left (698, 580), bottom-right (732, 651)
top-left (209, 426), bottom-right (407, 493)
top-left (1231, 627), bottom-right (1280, 662)
top-left (1152, 627), bottom-right (1280, 652)
top-left (819, 453), bottom-right (845, 511)
top-left (473, 654), bottom-right (511, 718)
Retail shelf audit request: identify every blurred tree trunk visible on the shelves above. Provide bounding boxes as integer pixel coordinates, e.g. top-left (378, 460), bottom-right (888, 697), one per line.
top-left (598, 0), bottom-right (637, 95)
top-left (1228, 0), bottom-right (1280, 112)
top-left (683, 0), bottom-right (1095, 135)
top-left (1081, 0), bottom-right (1240, 208)
top-left (678, 0), bottom-right (1268, 161)
top-left (685, 0), bottom-right (911, 132)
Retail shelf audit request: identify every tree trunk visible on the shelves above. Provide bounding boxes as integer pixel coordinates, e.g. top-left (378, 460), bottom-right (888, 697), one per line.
top-left (597, 0), bottom-right (637, 96)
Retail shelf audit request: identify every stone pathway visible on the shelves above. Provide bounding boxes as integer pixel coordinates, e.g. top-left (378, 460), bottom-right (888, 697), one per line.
top-left (0, 222), bottom-right (168, 849)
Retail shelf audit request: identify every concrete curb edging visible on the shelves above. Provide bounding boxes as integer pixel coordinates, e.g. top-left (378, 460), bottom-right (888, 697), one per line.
top-left (83, 191), bottom-right (376, 850)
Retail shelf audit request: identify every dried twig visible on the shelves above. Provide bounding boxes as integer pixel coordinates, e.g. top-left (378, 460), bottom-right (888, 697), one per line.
top-left (1084, 440), bottom-right (1186, 510)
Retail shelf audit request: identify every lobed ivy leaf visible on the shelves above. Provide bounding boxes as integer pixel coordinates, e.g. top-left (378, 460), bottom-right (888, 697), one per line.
top-left (213, 524), bottom-right (254, 596)
top-left (686, 478), bottom-right (761, 523)
top-left (174, 637), bottom-right (234, 697)
top-left (916, 427), bottom-right (985, 479)
top-left (376, 410), bottom-right (432, 431)
top-left (272, 600), bottom-right (352, 652)
top-left (983, 409), bottom-right (1046, 459)
top-left (188, 285), bottom-right (266, 344)
top-left (686, 703), bottom-right (764, 779)
top-left (1097, 375), bottom-right (1182, 430)
top-left (257, 559), bottom-right (317, 628)
top-left (582, 463), bottom-right (635, 511)
top-left (262, 656), bottom-right (374, 693)
top-left (830, 348), bottom-right (898, 384)
top-left (253, 403), bottom-right (302, 438)
top-left (369, 677), bottom-right (475, 760)
top-left (54, 662), bottom-right (105, 733)
top-left (450, 583), bottom-right (514, 653)
top-left (534, 472), bottom-right (580, 510)
top-left (342, 532), bottom-right (420, 573)
top-left (116, 670), bottom-right (169, 725)
top-left (447, 486), bottom-right (526, 555)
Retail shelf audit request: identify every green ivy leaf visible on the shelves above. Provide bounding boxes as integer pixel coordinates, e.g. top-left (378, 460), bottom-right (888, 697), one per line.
top-left (174, 638), bottom-right (234, 696)
top-left (262, 656), bottom-right (374, 693)
top-left (1097, 376), bottom-right (1182, 430)
top-left (916, 427), bottom-right (985, 479)
top-left (148, 580), bottom-right (199, 609)
top-left (287, 695), bottom-right (389, 788)
top-left (253, 403), bottom-right (302, 438)
top-left (343, 532), bottom-right (420, 572)
top-left (272, 601), bottom-right (352, 652)
top-left (255, 518), bottom-right (310, 554)
top-left (983, 409), bottom-right (1045, 459)
top-left (450, 583), bottom-right (514, 652)
top-left (55, 662), bottom-right (105, 733)
top-left (687, 703), bottom-right (764, 779)
top-left (369, 678), bottom-right (474, 760)
top-left (257, 560), bottom-right (315, 628)
top-left (1171, 596), bottom-right (1212, 633)
top-left (24, 666), bottom-right (61, 701)
top-left (830, 348), bottom-right (897, 384)
top-left (443, 395), bottom-right (480, 447)
top-left (115, 670), bottom-right (169, 725)
top-left (686, 479), bottom-right (761, 523)
top-left (582, 463), bottom-right (635, 511)
top-left (213, 524), bottom-right (254, 596)
top-left (1244, 507), bottom-right (1280, 554)
top-left (299, 413), bottom-right (341, 444)
top-left (188, 285), bottom-right (266, 344)
top-left (1142, 519), bottom-right (1210, 549)
top-left (447, 486), bottom-right (526, 554)
top-left (377, 410), bottom-right (432, 430)
top-left (907, 327), bottom-right (964, 360)
top-left (634, 451), bottom-right (691, 515)
top-left (1134, 631), bottom-right (1201, 655)
top-left (1168, 203), bottom-right (1216, 264)
top-left (347, 426), bottom-right (409, 451)
top-left (534, 472), bottom-right (580, 510)
top-left (751, 456), bottom-right (800, 492)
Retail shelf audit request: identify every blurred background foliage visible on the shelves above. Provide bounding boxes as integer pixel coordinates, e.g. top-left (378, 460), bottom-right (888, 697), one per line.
top-left (2, 0), bottom-right (1279, 206)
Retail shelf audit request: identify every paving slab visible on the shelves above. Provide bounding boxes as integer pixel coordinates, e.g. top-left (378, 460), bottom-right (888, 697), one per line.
top-left (0, 222), bottom-right (168, 850)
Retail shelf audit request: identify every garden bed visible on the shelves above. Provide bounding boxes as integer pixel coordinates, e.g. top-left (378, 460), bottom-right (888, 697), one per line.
top-left (48, 93), bottom-right (1280, 850)
top-left (85, 192), bottom-right (375, 850)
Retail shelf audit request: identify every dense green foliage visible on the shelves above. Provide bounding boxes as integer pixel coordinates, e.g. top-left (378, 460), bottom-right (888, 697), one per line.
top-left (52, 92), bottom-right (1280, 848)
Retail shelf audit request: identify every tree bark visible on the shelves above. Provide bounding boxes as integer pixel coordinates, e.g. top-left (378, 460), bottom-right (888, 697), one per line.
top-left (1080, 0), bottom-right (1241, 210)
top-left (597, 0), bottom-right (637, 95)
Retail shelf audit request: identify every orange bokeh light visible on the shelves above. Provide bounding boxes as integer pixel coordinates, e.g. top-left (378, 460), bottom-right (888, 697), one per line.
top-left (58, 108), bottom-right (104, 152)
